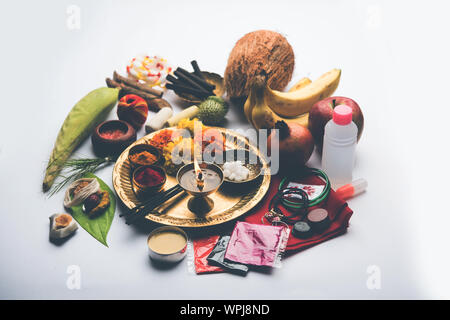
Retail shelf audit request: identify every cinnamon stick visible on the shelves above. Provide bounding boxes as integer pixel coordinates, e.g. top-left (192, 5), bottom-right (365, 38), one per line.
top-left (106, 78), bottom-right (164, 109)
top-left (113, 71), bottom-right (163, 98)
top-left (106, 78), bottom-right (121, 89)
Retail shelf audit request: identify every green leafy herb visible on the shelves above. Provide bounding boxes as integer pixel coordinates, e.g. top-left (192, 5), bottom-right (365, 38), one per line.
top-left (70, 173), bottom-right (116, 247)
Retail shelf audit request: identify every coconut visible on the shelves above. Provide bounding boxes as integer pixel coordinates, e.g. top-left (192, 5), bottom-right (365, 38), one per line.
top-left (224, 30), bottom-right (295, 100)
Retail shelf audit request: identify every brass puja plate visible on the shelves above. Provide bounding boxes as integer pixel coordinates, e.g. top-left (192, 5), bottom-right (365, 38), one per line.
top-left (112, 127), bottom-right (271, 227)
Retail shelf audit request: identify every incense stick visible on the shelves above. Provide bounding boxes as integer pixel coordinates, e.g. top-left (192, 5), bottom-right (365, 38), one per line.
top-left (126, 185), bottom-right (184, 225)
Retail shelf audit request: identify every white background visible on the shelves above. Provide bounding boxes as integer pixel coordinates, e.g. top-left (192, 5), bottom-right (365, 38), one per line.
top-left (1, 0), bottom-right (449, 299)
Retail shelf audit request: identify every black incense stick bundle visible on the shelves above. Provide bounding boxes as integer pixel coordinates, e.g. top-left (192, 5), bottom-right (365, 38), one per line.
top-left (125, 185), bottom-right (184, 225)
top-left (166, 60), bottom-right (216, 100)
top-left (166, 83), bottom-right (210, 98)
top-left (176, 67), bottom-right (215, 92)
top-left (191, 60), bottom-right (204, 80)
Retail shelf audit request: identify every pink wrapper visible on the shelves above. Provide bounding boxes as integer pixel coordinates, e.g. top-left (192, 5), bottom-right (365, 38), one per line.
top-left (224, 222), bottom-right (289, 268)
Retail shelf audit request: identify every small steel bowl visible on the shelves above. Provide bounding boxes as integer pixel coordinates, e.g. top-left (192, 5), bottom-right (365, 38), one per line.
top-left (128, 144), bottom-right (162, 170)
top-left (147, 226), bottom-right (188, 263)
top-left (132, 165), bottom-right (167, 199)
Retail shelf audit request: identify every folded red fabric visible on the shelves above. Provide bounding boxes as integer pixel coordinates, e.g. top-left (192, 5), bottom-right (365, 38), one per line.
top-left (243, 174), bottom-right (353, 255)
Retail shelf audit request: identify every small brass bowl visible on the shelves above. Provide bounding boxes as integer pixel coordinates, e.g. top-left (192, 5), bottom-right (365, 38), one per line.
top-left (175, 71), bottom-right (225, 104)
top-left (176, 162), bottom-right (224, 215)
top-left (132, 165), bottom-right (167, 199)
top-left (128, 144), bottom-right (162, 170)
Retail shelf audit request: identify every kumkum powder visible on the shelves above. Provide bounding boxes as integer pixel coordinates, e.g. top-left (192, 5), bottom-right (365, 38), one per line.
top-left (134, 167), bottom-right (165, 187)
top-left (99, 128), bottom-right (126, 140)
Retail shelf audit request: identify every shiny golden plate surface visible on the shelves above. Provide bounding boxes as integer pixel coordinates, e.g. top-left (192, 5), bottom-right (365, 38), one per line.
top-left (112, 127), bottom-right (271, 227)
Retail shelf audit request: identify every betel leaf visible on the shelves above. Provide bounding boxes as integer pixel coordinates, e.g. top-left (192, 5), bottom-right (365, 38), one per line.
top-left (70, 173), bottom-right (116, 247)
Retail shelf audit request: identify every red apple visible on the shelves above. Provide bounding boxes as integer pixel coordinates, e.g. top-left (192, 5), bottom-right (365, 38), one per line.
top-left (308, 96), bottom-right (364, 153)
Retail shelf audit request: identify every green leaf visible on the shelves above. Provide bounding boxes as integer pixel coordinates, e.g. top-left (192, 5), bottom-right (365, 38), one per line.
top-left (70, 173), bottom-right (116, 247)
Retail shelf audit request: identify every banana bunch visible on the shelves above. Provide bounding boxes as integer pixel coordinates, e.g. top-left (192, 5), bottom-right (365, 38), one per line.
top-left (244, 68), bottom-right (341, 129)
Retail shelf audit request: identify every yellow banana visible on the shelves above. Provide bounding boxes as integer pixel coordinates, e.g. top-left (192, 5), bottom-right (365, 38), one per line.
top-left (283, 112), bottom-right (309, 127)
top-left (250, 76), bottom-right (278, 130)
top-left (243, 84), bottom-right (256, 126)
top-left (288, 77), bottom-right (312, 92)
top-left (265, 68), bottom-right (341, 117)
top-left (244, 76), bottom-right (311, 130)
top-left (245, 76), bottom-right (311, 127)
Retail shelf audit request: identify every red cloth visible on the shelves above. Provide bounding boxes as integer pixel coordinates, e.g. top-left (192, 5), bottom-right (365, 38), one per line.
top-left (243, 174), bottom-right (353, 255)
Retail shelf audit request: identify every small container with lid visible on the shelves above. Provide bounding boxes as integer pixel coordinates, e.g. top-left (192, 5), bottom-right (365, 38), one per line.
top-left (321, 105), bottom-right (358, 188)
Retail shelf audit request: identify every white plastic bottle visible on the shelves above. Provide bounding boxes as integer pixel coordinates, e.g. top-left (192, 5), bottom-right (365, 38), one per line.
top-left (321, 105), bottom-right (358, 188)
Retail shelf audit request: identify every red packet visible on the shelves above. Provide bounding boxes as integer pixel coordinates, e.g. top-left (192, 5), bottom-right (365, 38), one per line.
top-left (188, 235), bottom-right (224, 274)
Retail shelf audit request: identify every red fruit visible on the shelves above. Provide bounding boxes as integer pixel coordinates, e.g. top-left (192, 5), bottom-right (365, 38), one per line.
top-left (308, 96), bottom-right (364, 153)
top-left (117, 94), bottom-right (148, 129)
top-left (267, 121), bottom-right (314, 172)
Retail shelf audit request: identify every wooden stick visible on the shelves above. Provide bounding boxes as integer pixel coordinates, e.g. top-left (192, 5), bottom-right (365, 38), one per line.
top-left (113, 71), bottom-right (163, 98)
top-left (106, 78), bottom-right (166, 110)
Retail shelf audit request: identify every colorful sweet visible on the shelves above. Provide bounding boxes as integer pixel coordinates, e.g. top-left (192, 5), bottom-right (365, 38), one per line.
top-left (49, 213), bottom-right (78, 239)
top-left (117, 94), bottom-right (148, 129)
top-left (126, 55), bottom-right (172, 87)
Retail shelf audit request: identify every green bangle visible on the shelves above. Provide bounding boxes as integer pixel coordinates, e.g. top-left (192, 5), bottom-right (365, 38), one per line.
top-left (278, 168), bottom-right (331, 209)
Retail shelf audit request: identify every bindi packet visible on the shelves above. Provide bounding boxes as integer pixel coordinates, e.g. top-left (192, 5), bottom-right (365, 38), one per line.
top-left (224, 221), bottom-right (290, 268)
top-left (207, 235), bottom-right (249, 276)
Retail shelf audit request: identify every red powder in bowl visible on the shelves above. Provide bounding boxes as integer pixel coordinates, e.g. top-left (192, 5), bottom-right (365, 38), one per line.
top-left (134, 167), bottom-right (165, 186)
top-left (99, 129), bottom-right (126, 140)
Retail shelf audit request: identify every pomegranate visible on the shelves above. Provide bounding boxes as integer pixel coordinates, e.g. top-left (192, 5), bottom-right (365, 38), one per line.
top-left (267, 121), bottom-right (314, 172)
